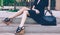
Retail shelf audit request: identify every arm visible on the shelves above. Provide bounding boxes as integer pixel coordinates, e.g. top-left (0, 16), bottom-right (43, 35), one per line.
top-left (32, 5), bottom-right (35, 9)
top-left (31, 0), bottom-right (38, 9)
top-left (33, 0), bottom-right (38, 6)
top-left (31, 0), bottom-right (40, 14)
top-left (32, 6), bottom-right (40, 14)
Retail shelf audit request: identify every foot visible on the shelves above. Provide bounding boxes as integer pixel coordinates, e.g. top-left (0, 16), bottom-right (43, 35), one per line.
top-left (3, 18), bottom-right (11, 25)
top-left (16, 27), bottom-right (24, 33)
top-left (4, 18), bottom-right (10, 22)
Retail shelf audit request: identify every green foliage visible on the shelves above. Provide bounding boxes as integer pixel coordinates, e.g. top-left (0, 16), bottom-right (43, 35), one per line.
top-left (0, 0), bottom-right (1, 6)
top-left (3, 0), bottom-right (26, 6)
top-left (0, 0), bottom-right (32, 6)
top-left (3, 0), bottom-right (15, 6)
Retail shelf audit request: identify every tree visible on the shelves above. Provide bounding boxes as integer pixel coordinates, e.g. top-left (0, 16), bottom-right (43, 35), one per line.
top-left (1, 0), bottom-right (3, 7)
top-left (3, 0), bottom-right (15, 6)
top-left (14, 0), bottom-right (17, 10)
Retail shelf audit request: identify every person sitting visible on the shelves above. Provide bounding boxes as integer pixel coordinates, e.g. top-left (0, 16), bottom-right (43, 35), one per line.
top-left (3, 0), bottom-right (49, 33)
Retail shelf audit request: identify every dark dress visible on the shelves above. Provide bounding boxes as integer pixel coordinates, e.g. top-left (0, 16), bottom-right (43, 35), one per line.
top-left (28, 0), bottom-right (49, 24)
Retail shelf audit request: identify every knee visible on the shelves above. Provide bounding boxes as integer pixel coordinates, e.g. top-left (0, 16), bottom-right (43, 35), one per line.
top-left (22, 7), bottom-right (27, 9)
top-left (24, 11), bottom-right (28, 13)
top-left (23, 11), bottom-right (29, 14)
top-left (23, 11), bottom-right (30, 16)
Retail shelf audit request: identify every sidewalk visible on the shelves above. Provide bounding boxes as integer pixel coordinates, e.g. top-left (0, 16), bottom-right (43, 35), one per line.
top-left (0, 33), bottom-right (15, 35)
top-left (46, 10), bottom-right (60, 18)
top-left (0, 10), bottom-right (60, 35)
top-left (0, 6), bottom-right (25, 10)
top-left (0, 10), bottom-right (60, 18)
top-left (0, 33), bottom-right (60, 35)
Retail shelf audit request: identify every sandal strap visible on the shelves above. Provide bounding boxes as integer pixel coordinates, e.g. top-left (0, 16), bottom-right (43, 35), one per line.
top-left (4, 18), bottom-right (10, 22)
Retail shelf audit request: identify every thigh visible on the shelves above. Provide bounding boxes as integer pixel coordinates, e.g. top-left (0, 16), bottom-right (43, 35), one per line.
top-left (22, 7), bottom-right (30, 11)
top-left (28, 10), bottom-right (39, 21)
top-left (28, 10), bottom-right (36, 18)
top-left (28, 10), bottom-right (42, 24)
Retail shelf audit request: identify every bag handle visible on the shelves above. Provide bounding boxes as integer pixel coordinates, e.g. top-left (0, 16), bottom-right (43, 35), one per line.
top-left (44, 7), bottom-right (53, 16)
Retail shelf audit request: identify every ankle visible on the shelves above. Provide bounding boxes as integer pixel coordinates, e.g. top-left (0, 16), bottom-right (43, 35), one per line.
top-left (4, 17), bottom-right (13, 22)
top-left (19, 24), bottom-right (23, 27)
top-left (8, 17), bottom-right (13, 19)
top-left (19, 25), bottom-right (24, 28)
top-left (18, 26), bottom-right (24, 29)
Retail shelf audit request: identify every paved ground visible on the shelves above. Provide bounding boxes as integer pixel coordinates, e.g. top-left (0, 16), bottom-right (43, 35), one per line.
top-left (0, 11), bottom-right (60, 35)
top-left (0, 18), bottom-right (60, 35)
top-left (0, 33), bottom-right (15, 35)
top-left (0, 33), bottom-right (60, 35)
top-left (0, 6), bottom-right (24, 10)
top-left (0, 10), bottom-right (60, 18)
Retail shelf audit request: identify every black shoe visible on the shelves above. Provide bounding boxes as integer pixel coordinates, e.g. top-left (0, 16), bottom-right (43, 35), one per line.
top-left (4, 18), bottom-right (10, 22)
top-left (16, 27), bottom-right (24, 33)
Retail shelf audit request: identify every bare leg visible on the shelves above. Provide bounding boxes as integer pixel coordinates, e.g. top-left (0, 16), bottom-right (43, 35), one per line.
top-left (8, 7), bottom-right (30, 18)
top-left (3, 7), bottom-right (30, 26)
top-left (16, 10), bottom-right (30, 33)
top-left (19, 11), bottom-right (28, 27)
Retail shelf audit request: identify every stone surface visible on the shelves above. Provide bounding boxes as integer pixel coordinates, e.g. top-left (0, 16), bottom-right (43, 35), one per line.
top-left (0, 17), bottom-right (60, 33)
top-left (0, 33), bottom-right (60, 35)
top-left (0, 11), bottom-right (60, 35)
top-left (0, 33), bottom-right (15, 35)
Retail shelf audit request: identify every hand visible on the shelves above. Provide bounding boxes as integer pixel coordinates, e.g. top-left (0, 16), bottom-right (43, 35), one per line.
top-left (35, 9), bottom-right (40, 14)
top-left (32, 9), bottom-right (40, 14)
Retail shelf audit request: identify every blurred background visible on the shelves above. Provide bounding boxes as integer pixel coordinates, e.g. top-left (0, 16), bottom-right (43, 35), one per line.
top-left (0, 0), bottom-right (60, 35)
top-left (0, 0), bottom-right (60, 12)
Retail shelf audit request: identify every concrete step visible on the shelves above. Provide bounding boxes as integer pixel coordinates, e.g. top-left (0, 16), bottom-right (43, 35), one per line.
top-left (0, 23), bottom-right (60, 33)
top-left (0, 17), bottom-right (60, 24)
top-left (0, 17), bottom-right (37, 24)
top-left (0, 33), bottom-right (60, 35)
top-left (0, 10), bottom-right (60, 18)
top-left (0, 17), bottom-right (60, 33)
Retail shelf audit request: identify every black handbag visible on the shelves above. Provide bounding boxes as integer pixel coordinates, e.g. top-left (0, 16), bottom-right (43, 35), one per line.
top-left (41, 9), bottom-right (57, 26)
